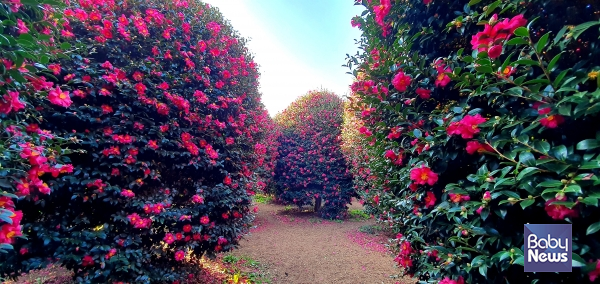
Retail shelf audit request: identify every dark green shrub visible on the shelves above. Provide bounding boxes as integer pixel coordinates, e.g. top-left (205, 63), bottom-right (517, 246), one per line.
top-left (0, 0), bottom-right (275, 282)
top-left (344, 0), bottom-right (600, 283)
top-left (274, 90), bottom-right (354, 219)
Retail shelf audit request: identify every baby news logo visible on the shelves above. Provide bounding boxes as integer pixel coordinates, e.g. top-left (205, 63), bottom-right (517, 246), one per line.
top-left (524, 224), bottom-right (572, 272)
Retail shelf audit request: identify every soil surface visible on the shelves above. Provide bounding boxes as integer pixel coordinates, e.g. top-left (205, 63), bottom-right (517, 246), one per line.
top-left (229, 199), bottom-right (413, 284)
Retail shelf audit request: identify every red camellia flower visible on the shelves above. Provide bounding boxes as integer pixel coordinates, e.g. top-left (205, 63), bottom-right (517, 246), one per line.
top-left (545, 195), bottom-right (578, 220)
top-left (589, 260), bottom-right (600, 282)
top-left (448, 193), bottom-right (470, 203)
top-left (424, 191), bottom-right (436, 208)
top-left (465, 140), bottom-right (494, 154)
top-left (470, 14), bottom-right (527, 58)
top-left (373, 0), bottom-right (391, 27)
top-left (392, 71), bottom-right (411, 92)
top-left (446, 114), bottom-right (486, 139)
top-left (435, 64), bottom-right (452, 88)
top-left (409, 165), bottom-right (438, 186)
top-left (48, 87), bottom-right (72, 107)
top-left (183, 225), bottom-right (192, 233)
top-left (82, 255), bottom-right (94, 267)
top-left (174, 250), bottom-right (185, 261)
top-left (423, 0), bottom-right (432, 4)
top-left (200, 216), bottom-right (210, 225)
top-left (415, 88), bottom-right (431, 99)
top-left (540, 115), bottom-right (565, 128)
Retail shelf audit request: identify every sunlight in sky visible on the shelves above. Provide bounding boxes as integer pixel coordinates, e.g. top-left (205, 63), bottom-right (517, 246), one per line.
top-left (203, 0), bottom-right (364, 116)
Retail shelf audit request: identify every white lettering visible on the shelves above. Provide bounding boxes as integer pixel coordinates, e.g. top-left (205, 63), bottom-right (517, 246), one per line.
top-left (528, 249), bottom-right (538, 262)
top-left (528, 234), bottom-right (538, 249)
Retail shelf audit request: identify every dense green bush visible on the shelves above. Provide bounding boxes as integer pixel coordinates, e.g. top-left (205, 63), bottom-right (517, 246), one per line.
top-left (274, 90), bottom-right (354, 219)
top-left (345, 0), bottom-right (600, 283)
top-left (0, 0), bottom-right (275, 282)
top-left (0, 0), bottom-right (74, 252)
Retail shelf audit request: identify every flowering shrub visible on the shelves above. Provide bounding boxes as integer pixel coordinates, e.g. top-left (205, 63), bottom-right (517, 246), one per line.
top-left (0, 0), bottom-right (275, 282)
top-left (274, 90), bottom-right (353, 219)
top-left (345, 0), bottom-right (600, 283)
top-left (0, 0), bottom-right (75, 252)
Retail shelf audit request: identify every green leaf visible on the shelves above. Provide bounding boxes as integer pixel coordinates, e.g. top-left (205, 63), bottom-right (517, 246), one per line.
top-left (517, 167), bottom-right (539, 180)
top-left (484, 0), bottom-right (501, 16)
top-left (519, 152), bottom-right (536, 167)
top-left (547, 52), bottom-right (562, 71)
top-left (513, 59), bottom-right (539, 67)
top-left (520, 199), bottom-right (535, 209)
top-left (577, 139), bottom-right (600, 150)
top-left (536, 32), bottom-right (550, 54)
top-left (514, 27), bottom-right (530, 37)
top-left (513, 256), bottom-right (524, 266)
top-left (479, 265), bottom-right (487, 277)
top-left (572, 253), bottom-right (586, 267)
top-left (506, 37), bottom-right (529, 46)
top-left (533, 141), bottom-right (550, 153)
top-left (468, 0), bottom-right (482, 6)
top-left (582, 197), bottom-right (598, 207)
top-left (553, 145), bottom-right (568, 160)
top-left (581, 160), bottom-right (600, 169)
top-left (413, 129), bottom-right (422, 138)
top-left (571, 21), bottom-right (600, 40)
top-left (60, 42), bottom-right (72, 50)
top-left (476, 65), bottom-right (493, 73)
top-left (587, 222), bottom-right (600, 235)
top-left (537, 180), bottom-right (563, 187)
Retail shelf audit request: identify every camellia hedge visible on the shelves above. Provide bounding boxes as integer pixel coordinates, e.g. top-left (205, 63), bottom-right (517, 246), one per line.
top-left (0, 0), bottom-right (276, 282)
top-left (274, 90), bottom-right (354, 219)
top-left (345, 0), bottom-right (600, 283)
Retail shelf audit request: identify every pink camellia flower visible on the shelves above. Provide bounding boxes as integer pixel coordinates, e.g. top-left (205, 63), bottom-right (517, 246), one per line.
top-left (174, 250), bottom-right (185, 261)
top-left (16, 19), bottom-right (29, 34)
top-left (373, 195), bottom-right (379, 204)
top-left (545, 195), bottom-right (578, 220)
top-left (48, 87), bottom-right (72, 107)
top-left (435, 64), bottom-right (452, 87)
top-left (410, 165), bottom-right (438, 186)
top-left (589, 260), bottom-right (600, 282)
top-left (373, 0), bottom-right (391, 27)
top-left (423, 0), bottom-right (432, 4)
top-left (483, 191), bottom-right (492, 201)
top-left (465, 140), bottom-right (494, 154)
top-left (163, 233), bottom-right (175, 244)
top-left (416, 88), bottom-right (431, 99)
top-left (192, 195), bottom-right (204, 204)
top-left (487, 45), bottom-right (503, 59)
top-left (476, 206), bottom-right (484, 214)
top-left (200, 216), bottom-right (210, 225)
top-left (471, 14), bottom-right (527, 58)
top-left (446, 114), bottom-right (486, 139)
top-left (424, 191), bottom-right (436, 208)
top-left (439, 276), bottom-right (465, 284)
top-left (0, 91), bottom-right (26, 114)
top-left (392, 71), bottom-right (411, 92)
top-left (448, 193), bottom-right (470, 203)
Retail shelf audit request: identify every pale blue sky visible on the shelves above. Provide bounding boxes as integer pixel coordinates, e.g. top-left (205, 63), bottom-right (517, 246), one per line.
top-left (203, 0), bottom-right (364, 116)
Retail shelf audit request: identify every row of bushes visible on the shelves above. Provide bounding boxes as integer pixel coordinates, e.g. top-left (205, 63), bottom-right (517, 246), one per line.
top-left (344, 0), bottom-right (600, 283)
top-left (273, 90), bottom-right (354, 219)
top-left (0, 0), bottom-right (277, 282)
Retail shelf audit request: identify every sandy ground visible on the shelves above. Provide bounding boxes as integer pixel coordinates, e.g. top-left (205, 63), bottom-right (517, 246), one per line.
top-left (229, 199), bottom-right (414, 284)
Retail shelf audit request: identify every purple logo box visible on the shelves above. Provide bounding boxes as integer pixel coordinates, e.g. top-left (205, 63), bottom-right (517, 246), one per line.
top-left (524, 224), bottom-right (572, 272)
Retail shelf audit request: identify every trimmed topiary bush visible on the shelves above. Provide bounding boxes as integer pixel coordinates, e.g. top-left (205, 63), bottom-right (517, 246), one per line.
top-left (345, 0), bottom-right (600, 283)
top-left (274, 90), bottom-right (354, 219)
top-left (1, 0), bottom-right (275, 282)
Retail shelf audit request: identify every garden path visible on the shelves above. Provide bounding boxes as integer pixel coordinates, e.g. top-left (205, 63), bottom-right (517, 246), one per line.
top-left (228, 199), bottom-right (413, 284)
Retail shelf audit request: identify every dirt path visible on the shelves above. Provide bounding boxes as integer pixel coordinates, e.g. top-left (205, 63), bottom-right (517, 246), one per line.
top-left (229, 200), bottom-right (412, 284)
